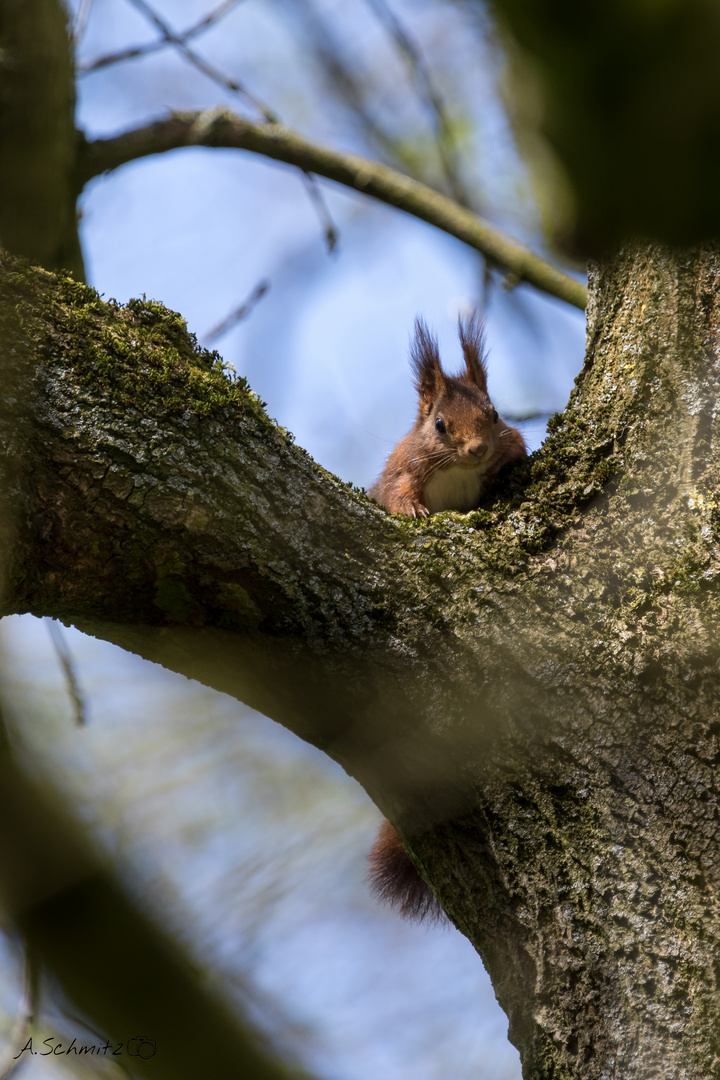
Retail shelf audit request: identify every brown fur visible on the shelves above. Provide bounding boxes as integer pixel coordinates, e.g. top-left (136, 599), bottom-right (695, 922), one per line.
top-left (367, 818), bottom-right (443, 921)
top-left (369, 315), bottom-right (526, 517)
top-left (368, 315), bottom-right (528, 919)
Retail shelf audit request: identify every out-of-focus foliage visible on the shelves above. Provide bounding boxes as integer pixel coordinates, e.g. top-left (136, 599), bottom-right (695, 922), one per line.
top-left (0, 617), bottom-right (523, 1080)
top-left (486, 0), bottom-right (720, 252)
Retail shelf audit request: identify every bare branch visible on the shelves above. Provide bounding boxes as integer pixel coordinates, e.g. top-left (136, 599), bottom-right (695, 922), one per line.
top-left (0, 699), bottom-right (313, 1080)
top-left (47, 619), bottom-right (87, 726)
top-left (79, 109), bottom-right (587, 310)
top-left (204, 279), bottom-right (270, 344)
top-left (301, 171), bottom-right (339, 253)
top-left (279, 0), bottom-right (415, 177)
top-left (362, 0), bottom-right (473, 208)
top-left (504, 410), bottom-right (548, 423)
top-left (72, 0), bottom-right (94, 44)
top-left (81, 0), bottom-right (338, 252)
top-left (80, 0), bottom-right (246, 75)
top-left (161, 0), bottom-right (244, 39)
top-left (80, 41), bottom-right (162, 73)
top-left (124, 0), bottom-right (278, 122)
top-left (111, 0), bottom-right (340, 248)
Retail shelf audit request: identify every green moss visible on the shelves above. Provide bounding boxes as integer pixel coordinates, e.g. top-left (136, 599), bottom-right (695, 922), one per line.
top-left (215, 582), bottom-right (261, 631)
top-left (0, 254), bottom-right (53, 343)
top-left (152, 552), bottom-right (202, 622)
top-left (153, 575), bottom-right (199, 623)
top-left (47, 272), bottom-right (281, 432)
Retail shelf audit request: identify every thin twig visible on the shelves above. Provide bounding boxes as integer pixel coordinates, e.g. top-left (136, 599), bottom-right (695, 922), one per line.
top-left (301, 172), bottom-right (338, 253)
top-left (116, 0), bottom-right (338, 249)
top-left (155, 0), bottom-right (243, 40)
top-left (80, 41), bottom-right (163, 73)
top-left (80, 109), bottom-right (587, 310)
top-left (503, 410), bottom-right (548, 423)
top-left (204, 280), bottom-right (270, 344)
top-left (80, 0), bottom-right (245, 75)
top-left (362, 0), bottom-right (473, 208)
top-left (124, 0), bottom-right (279, 122)
top-left (282, 0), bottom-right (410, 172)
top-left (72, 0), bottom-right (95, 44)
top-left (47, 620), bottom-right (87, 727)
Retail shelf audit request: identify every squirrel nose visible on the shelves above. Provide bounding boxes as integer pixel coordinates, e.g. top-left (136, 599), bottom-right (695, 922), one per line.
top-left (466, 439), bottom-right (487, 459)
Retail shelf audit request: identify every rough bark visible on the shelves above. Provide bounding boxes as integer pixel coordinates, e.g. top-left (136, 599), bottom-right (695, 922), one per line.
top-left (2, 246), bottom-right (720, 1079)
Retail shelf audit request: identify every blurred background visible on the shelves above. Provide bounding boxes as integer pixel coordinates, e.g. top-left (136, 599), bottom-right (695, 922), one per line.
top-left (0, 0), bottom-right (586, 1076)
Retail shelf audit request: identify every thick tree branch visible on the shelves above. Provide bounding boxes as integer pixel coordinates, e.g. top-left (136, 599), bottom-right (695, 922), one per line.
top-left (78, 109), bottom-right (588, 310)
top-left (4, 249), bottom-right (720, 1078)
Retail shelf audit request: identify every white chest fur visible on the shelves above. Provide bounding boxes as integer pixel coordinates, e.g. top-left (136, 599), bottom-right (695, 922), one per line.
top-left (423, 463), bottom-right (486, 514)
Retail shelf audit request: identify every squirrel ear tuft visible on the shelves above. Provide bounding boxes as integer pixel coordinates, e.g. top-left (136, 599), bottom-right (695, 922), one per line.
top-left (410, 318), bottom-right (446, 412)
top-left (458, 312), bottom-right (488, 392)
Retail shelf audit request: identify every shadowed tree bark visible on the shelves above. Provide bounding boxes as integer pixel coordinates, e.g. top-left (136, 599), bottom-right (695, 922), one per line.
top-left (2, 244), bottom-right (720, 1079)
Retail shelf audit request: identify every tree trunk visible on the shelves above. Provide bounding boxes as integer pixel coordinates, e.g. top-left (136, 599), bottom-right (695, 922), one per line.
top-left (2, 246), bottom-right (720, 1079)
top-left (0, 0), bottom-right (84, 277)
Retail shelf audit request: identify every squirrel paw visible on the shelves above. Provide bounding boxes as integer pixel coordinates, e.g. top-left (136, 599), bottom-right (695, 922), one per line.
top-left (392, 498), bottom-right (428, 518)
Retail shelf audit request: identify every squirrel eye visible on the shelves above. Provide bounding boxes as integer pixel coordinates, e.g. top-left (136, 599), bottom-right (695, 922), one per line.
top-left (435, 417), bottom-right (446, 434)
top-left (492, 408), bottom-right (499, 423)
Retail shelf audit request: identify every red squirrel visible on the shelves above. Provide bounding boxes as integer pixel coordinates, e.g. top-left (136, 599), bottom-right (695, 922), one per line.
top-left (368, 315), bottom-right (527, 919)
top-left (368, 315), bottom-right (526, 517)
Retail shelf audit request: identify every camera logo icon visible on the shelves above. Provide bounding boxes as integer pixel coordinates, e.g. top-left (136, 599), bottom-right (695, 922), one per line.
top-left (127, 1037), bottom-right (157, 1059)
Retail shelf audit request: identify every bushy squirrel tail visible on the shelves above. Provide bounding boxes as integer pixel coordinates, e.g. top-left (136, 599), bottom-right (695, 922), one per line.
top-left (368, 818), bottom-right (444, 921)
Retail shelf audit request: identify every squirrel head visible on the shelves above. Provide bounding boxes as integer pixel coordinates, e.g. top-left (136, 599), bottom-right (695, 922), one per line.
top-left (410, 315), bottom-right (501, 469)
